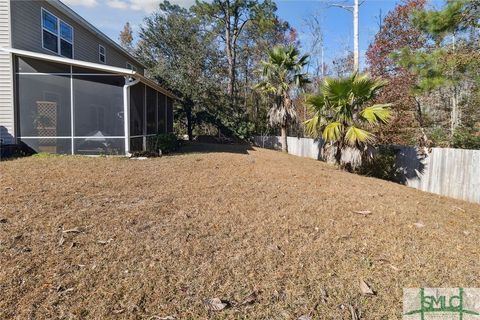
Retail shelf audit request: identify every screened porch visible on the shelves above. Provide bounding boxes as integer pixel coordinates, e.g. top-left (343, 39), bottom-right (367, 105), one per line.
top-left (12, 51), bottom-right (175, 155)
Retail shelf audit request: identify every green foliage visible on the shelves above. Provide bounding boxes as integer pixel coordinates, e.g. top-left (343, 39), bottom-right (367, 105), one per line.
top-left (136, 1), bottom-right (224, 140)
top-left (255, 45), bottom-right (309, 127)
top-left (390, 0), bottom-right (479, 148)
top-left (137, 1), bottom-right (289, 141)
top-left (428, 127), bottom-right (450, 147)
top-left (356, 147), bottom-right (400, 182)
top-left (452, 127), bottom-right (480, 149)
top-left (31, 152), bottom-right (61, 158)
top-left (412, 0), bottom-right (474, 40)
top-left (305, 73), bottom-right (391, 146)
top-left (146, 133), bottom-right (180, 154)
top-left (392, 47), bottom-right (452, 92)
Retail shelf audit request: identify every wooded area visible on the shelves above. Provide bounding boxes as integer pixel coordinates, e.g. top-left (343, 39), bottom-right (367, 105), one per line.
top-left (119, 0), bottom-right (479, 149)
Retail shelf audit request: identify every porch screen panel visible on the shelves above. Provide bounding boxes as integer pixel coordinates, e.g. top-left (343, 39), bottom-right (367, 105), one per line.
top-left (74, 138), bottom-right (125, 155)
top-left (166, 97), bottom-right (174, 133)
top-left (130, 83), bottom-right (145, 136)
top-left (19, 138), bottom-right (71, 154)
top-left (146, 86), bottom-right (157, 134)
top-left (73, 75), bottom-right (124, 136)
top-left (16, 74), bottom-right (71, 137)
top-left (130, 137), bottom-right (143, 152)
top-left (157, 92), bottom-right (166, 134)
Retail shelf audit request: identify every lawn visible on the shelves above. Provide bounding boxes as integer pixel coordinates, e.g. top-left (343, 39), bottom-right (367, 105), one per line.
top-left (1, 143), bottom-right (479, 319)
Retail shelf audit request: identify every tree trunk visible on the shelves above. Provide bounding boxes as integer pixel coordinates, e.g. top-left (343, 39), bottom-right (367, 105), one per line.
top-left (224, 1), bottom-right (235, 104)
top-left (228, 54), bottom-right (236, 102)
top-left (183, 98), bottom-right (195, 141)
top-left (281, 125), bottom-right (288, 153)
top-left (450, 85), bottom-right (459, 139)
top-left (186, 113), bottom-right (193, 142)
top-left (335, 140), bottom-right (344, 166)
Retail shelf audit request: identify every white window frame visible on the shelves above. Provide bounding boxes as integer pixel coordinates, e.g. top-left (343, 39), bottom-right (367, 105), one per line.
top-left (41, 8), bottom-right (74, 59)
top-left (126, 62), bottom-right (137, 71)
top-left (99, 45), bottom-right (106, 64)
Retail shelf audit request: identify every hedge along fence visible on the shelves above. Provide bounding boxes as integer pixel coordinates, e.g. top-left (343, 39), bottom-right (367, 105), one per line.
top-left (253, 136), bottom-right (480, 204)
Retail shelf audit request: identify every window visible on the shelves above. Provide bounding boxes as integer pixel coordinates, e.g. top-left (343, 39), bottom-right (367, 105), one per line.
top-left (126, 62), bottom-right (137, 71)
top-left (42, 8), bottom-right (73, 58)
top-left (99, 45), bottom-right (106, 64)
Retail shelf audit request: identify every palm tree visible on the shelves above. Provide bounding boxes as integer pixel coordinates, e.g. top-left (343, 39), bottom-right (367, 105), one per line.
top-left (304, 73), bottom-right (392, 166)
top-left (255, 45), bottom-right (310, 152)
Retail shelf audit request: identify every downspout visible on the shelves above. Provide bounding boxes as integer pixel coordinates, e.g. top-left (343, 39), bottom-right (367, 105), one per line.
top-left (123, 76), bottom-right (140, 156)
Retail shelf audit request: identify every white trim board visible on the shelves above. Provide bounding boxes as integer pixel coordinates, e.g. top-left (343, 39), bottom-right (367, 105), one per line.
top-left (2, 47), bottom-right (178, 99)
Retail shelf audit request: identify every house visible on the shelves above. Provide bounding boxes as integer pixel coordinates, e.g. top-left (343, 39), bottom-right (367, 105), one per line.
top-left (0, 0), bottom-right (176, 155)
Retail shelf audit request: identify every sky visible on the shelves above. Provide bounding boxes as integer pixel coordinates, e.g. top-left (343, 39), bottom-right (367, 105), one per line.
top-left (63, 0), bottom-right (442, 69)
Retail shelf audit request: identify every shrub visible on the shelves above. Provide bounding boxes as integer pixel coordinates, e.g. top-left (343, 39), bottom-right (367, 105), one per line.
top-left (146, 133), bottom-right (179, 154)
top-left (356, 146), bottom-right (400, 182)
top-left (452, 128), bottom-right (480, 150)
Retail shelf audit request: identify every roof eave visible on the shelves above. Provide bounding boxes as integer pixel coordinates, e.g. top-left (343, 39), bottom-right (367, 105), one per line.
top-left (1, 47), bottom-right (178, 99)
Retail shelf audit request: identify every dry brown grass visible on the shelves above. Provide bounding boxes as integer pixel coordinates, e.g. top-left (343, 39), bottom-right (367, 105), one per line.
top-left (1, 143), bottom-right (479, 319)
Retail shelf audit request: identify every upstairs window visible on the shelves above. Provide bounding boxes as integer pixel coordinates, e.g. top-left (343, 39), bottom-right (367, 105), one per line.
top-left (126, 62), bottom-right (137, 71)
top-left (42, 8), bottom-right (73, 58)
top-left (99, 45), bottom-right (106, 63)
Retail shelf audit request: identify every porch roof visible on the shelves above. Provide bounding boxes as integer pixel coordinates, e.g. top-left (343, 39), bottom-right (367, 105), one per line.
top-left (1, 47), bottom-right (178, 99)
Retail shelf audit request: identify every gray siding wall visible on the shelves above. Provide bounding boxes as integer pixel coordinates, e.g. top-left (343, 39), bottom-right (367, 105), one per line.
top-left (0, 0), bottom-right (13, 143)
top-left (10, 0), bottom-right (143, 73)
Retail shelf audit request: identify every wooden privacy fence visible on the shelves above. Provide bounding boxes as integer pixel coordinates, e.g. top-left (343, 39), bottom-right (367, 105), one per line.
top-left (253, 135), bottom-right (480, 204)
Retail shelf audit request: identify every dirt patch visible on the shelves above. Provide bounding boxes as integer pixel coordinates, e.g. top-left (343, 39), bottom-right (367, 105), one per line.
top-left (1, 144), bottom-right (479, 319)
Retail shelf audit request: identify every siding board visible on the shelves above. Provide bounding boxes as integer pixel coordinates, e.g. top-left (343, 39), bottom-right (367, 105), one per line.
top-left (10, 0), bottom-right (143, 72)
top-left (0, 0), bottom-right (13, 144)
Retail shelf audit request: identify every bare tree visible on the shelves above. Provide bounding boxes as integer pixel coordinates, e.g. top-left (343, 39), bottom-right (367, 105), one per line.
top-left (302, 14), bottom-right (326, 81)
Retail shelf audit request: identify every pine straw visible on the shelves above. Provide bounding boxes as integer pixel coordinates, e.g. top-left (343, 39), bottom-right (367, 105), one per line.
top-left (1, 144), bottom-right (479, 319)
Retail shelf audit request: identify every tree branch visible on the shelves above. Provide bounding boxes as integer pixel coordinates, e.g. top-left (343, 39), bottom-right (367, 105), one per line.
top-left (328, 3), bottom-right (353, 12)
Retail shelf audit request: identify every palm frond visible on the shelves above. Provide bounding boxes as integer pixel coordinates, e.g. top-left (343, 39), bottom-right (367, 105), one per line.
top-left (304, 115), bottom-right (321, 137)
top-left (305, 94), bottom-right (325, 111)
top-left (344, 126), bottom-right (375, 146)
top-left (322, 77), bottom-right (352, 102)
top-left (360, 104), bottom-right (392, 124)
top-left (353, 73), bottom-right (387, 99)
top-left (322, 122), bottom-right (343, 142)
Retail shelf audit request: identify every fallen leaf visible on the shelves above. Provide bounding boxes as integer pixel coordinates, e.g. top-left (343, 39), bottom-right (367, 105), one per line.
top-left (241, 290), bottom-right (259, 305)
top-left (353, 210), bottom-right (371, 216)
top-left (390, 265), bottom-right (400, 271)
top-left (349, 304), bottom-right (360, 320)
top-left (413, 222), bottom-right (425, 228)
top-left (268, 244), bottom-right (285, 256)
top-left (63, 227), bottom-right (82, 234)
top-left (359, 280), bottom-right (375, 295)
top-left (97, 238), bottom-right (114, 245)
top-left (320, 288), bottom-right (328, 303)
top-left (203, 298), bottom-right (228, 311)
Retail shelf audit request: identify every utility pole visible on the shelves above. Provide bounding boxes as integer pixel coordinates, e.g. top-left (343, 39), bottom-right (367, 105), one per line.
top-left (328, 0), bottom-right (362, 73)
top-left (353, 0), bottom-right (359, 73)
